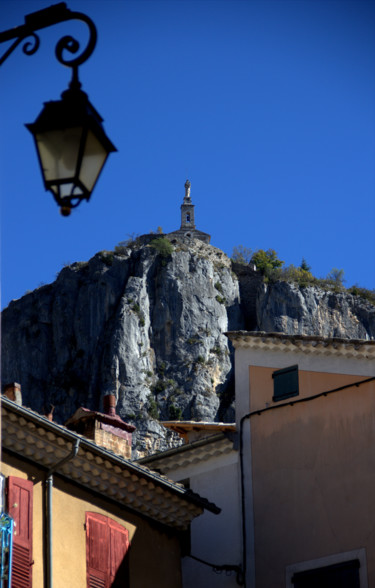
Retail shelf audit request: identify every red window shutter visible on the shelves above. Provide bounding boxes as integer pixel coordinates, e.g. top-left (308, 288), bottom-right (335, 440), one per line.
top-left (86, 512), bottom-right (109, 588)
top-left (86, 512), bottom-right (129, 588)
top-left (109, 519), bottom-right (129, 584)
top-left (7, 477), bottom-right (33, 588)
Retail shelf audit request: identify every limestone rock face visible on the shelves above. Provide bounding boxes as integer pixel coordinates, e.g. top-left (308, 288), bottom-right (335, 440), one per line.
top-left (256, 281), bottom-right (375, 339)
top-left (1, 238), bottom-right (242, 456)
top-left (2, 238), bottom-right (374, 456)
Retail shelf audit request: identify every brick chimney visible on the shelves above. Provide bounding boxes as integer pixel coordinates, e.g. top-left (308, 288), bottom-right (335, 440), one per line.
top-left (3, 382), bottom-right (22, 405)
top-left (103, 394), bottom-right (116, 416)
top-left (45, 404), bottom-right (55, 422)
top-left (65, 394), bottom-right (136, 460)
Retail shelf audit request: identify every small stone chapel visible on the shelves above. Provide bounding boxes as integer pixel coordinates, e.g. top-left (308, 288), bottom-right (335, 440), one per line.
top-left (168, 180), bottom-right (211, 244)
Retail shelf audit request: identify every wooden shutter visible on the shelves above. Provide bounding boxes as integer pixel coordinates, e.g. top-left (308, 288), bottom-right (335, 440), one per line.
top-left (86, 513), bottom-right (109, 588)
top-left (109, 518), bottom-right (129, 584)
top-left (273, 364), bottom-right (299, 401)
top-left (7, 477), bottom-right (33, 588)
top-left (86, 512), bottom-right (129, 588)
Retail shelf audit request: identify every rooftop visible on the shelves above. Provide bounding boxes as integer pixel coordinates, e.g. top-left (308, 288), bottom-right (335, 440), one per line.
top-left (1, 396), bottom-right (220, 529)
top-left (162, 420), bottom-right (236, 436)
top-left (65, 406), bottom-right (136, 433)
top-left (226, 331), bottom-right (375, 359)
top-left (139, 431), bottom-right (236, 475)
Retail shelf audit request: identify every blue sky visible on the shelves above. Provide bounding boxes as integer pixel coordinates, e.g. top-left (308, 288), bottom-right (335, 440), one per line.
top-left (1, 0), bottom-right (374, 309)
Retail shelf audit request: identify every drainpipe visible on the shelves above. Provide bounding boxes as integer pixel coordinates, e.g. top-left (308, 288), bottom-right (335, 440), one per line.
top-left (45, 439), bottom-right (80, 588)
top-left (239, 413), bottom-right (252, 588)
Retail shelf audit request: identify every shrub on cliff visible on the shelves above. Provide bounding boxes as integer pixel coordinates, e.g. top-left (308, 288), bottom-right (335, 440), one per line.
top-left (325, 268), bottom-right (345, 290)
top-left (280, 264), bottom-right (316, 288)
top-left (347, 285), bottom-right (375, 305)
top-left (231, 245), bottom-right (253, 265)
top-left (150, 237), bottom-right (174, 258)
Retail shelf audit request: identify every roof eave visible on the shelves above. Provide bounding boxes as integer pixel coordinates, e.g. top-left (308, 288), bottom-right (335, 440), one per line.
top-left (1, 397), bottom-right (220, 527)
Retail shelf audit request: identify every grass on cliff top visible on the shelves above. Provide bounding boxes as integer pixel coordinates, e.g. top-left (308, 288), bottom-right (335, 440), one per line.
top-left (113, 234), bottom-right (174, 259)
top-left (231, 247), bottom-right (375, 305)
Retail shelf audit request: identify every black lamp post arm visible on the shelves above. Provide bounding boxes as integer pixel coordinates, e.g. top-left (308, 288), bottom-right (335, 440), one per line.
top-left (0, 2), bottom-right (97, 68)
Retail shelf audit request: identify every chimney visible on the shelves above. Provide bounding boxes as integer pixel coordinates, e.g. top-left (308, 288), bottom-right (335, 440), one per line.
top-left (3, 382), bottom-right (22, 405)
top-left (65, 394), bottom-right (136, 460)
top-left (45, 404), bottom-right (55, 422)
top-left (103, 394), bottom-right (116, 417)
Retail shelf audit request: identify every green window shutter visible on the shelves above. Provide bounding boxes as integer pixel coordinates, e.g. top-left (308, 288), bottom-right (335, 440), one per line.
top-left (272, 365), bottom-right (299, 401)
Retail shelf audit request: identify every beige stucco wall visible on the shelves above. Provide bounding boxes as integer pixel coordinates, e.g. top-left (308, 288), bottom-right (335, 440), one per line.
top-left (248, 368), bottom-right (375, 587)
top-left (2, 455), bottom-right (183, 588)
top-left (249, 365), bottom-right (369, 412)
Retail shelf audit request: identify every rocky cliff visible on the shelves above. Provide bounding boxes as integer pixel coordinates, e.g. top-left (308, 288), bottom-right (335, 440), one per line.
top-left (2, 236), bottom-right (374, 456)
top-left (256, 280), bottom-right (375, 339)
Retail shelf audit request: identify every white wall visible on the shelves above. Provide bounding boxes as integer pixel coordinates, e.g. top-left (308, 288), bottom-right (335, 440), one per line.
top-left (167, 451), bottom-right (242, 588)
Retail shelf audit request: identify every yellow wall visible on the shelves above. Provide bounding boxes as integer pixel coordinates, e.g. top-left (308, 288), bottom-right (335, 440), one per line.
top-left (248, 368), bottom-right (375, 587)
top-left (2, 455), bottom-right (183, 588)
top-left (52, 480), bottom-right (137, 588)
top-left (2, 460), bottom-right (44, 588)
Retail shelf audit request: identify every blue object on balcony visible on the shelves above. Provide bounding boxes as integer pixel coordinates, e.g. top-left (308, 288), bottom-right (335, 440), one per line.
top-left (0, 512), bottom-right (14, 588)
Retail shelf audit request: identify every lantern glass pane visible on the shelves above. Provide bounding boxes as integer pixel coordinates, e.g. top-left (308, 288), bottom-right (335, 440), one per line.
top-left (79, 130), bottom-right (108, 192)
top-left (49, 183), bottom-right (84, 199)
top-left (35, 127), bottom-right (83, 182)
top-left (61, 183), bottom-right (85, 199)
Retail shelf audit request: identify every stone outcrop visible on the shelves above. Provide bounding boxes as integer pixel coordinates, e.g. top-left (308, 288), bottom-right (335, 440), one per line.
top-left (2, 236), bottom-right (374, 456)
top-left (256, 280), bottom-right (375, 339)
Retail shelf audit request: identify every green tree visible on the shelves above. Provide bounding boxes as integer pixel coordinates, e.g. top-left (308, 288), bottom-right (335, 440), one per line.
top-left (300, 258), bottom-right (311, 272)
top-left (231, 245), bottom-right (253, 265)
top-left (251, 249), bottom-right (284, 276)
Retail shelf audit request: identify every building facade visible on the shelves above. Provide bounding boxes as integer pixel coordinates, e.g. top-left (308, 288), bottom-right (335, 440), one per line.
top-left (1, 393), bottom-right (219, 588)
top-left (140, 422), bottom-right (243, 587)
top-left (227, 332), bottom-right (375, 588)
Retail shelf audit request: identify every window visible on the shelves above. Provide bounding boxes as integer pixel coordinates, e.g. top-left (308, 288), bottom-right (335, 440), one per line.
top-left (7, 476), bottom-right (33, 588)
top-left (292, 559), bottom-right (360, 587)
top-left (272, 365), bottom-right (299, 402)
top-left (86, 512), bottom-right (129, 587)
top-left (186, 213), bottom-right (191, 223)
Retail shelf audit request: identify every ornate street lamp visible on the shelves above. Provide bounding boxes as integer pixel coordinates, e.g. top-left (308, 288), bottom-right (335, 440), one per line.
top-left (0, 3), bottom-right (116, 216)
top-left (26, 69), bottom-right (116, 216)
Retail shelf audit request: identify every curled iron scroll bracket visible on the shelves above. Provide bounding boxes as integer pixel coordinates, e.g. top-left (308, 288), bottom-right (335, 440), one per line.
top-left (0, 3), bottom-right (97, 69)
